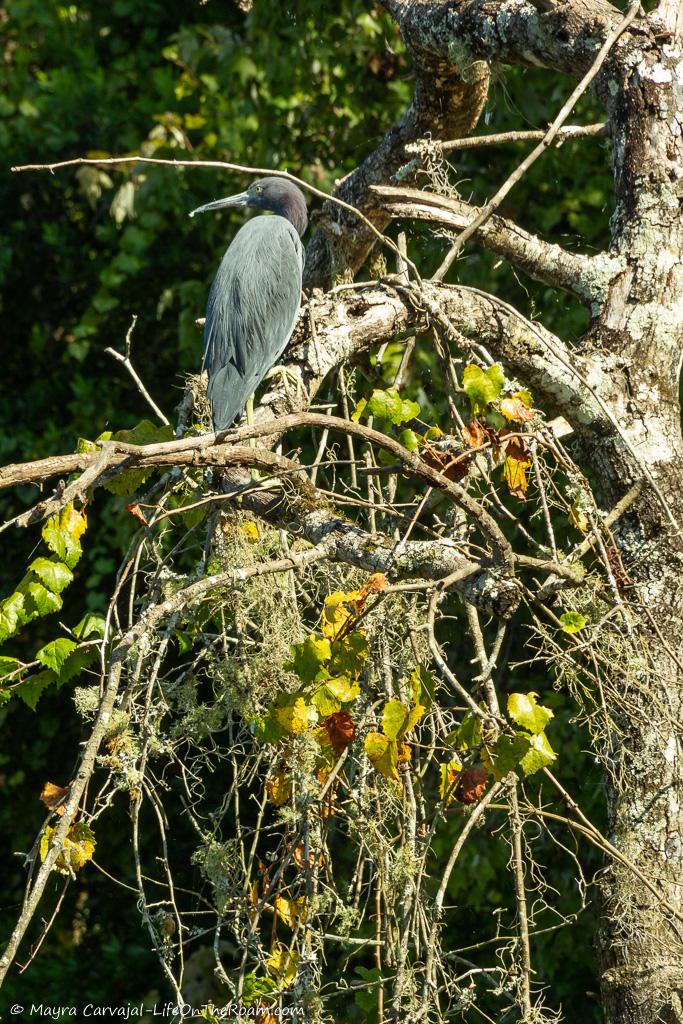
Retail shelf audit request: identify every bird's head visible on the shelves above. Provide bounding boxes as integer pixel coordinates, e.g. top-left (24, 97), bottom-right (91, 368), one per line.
top-left (190, 177), bottom-right (308, 236)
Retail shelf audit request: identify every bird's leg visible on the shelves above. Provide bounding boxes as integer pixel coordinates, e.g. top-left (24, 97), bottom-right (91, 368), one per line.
top-left (245, 394), bottom-right (262, 483)
top-left (264, 363), bottom-right (304, 409)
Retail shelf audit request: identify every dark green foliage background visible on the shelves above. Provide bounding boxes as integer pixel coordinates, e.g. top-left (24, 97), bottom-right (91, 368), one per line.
top-left (1, 0), bottom-right (612, 1015)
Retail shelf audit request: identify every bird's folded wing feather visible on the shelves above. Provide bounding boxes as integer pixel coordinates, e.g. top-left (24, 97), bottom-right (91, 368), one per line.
top-left (203, 216), bottom-right (304, 429)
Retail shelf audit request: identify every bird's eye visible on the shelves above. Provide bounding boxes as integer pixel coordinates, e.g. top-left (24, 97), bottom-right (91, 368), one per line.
top-left (255, 185), bottom-right (263, 194)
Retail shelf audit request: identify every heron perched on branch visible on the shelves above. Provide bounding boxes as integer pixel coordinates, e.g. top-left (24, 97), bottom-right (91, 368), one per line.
top-left (190, 177), bottom-right (308, 431)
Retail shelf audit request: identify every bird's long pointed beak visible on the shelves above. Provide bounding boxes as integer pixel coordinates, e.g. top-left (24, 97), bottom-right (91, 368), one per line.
top-left (189, 191), bottom-right (250, 218)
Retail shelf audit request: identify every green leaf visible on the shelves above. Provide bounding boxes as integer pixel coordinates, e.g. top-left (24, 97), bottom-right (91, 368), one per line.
top-left (481, 733), bottom-right (531, 781)
top-left (507, 692), bottom-right (554, 735)
top-left (284, 635), bottom-right (331, 684)
top-left (104, 420), bottom-right (174, 496)
top-left (29, 558), bottom-right (74, 595)
top-left (367, 387), bottom-right (420, 426)
top-left (251, 714), bottom-right (285, 745)
top-left (519, 731), bottom-right (557, 776)
top-left (351, 397), bottom-right (367, 423)
top-left (21, 581), bottom-right (63, 619)
top-left (112, 419), bottom-right (174, 446)
top-left (241, 973), bottom-right (277, 1008)
top-left (311, 684), bottom-right (343, 717)
top-left (17, 670), bottom-right (57, 710)
top-left (382, 699), bottom-right (410, 740)
top-left (450, 710), bottom-right (483, 750)
top-left (329, 631), bottom-right (369, 678)
top-left (0, 656), bottom-right (23, 682)
top-left (559, 611), bottom-right (587, 634)
top-left (398, 428), bottom-right (420, 451)
top-left (354, 967), bottom-right (386, 1013)
top-left (73, 613), bottom-right (107, 640)
top-left (0, 593), bottom-right (26, 643)
top-left (410, 665), bottom-right (435, 710)
top-left (36, 639), bottom-right (78, 676)
top-left (381, 699), bottom-right (424, 740)
top-left (42, 520), bottom-right (82, 569)
top-left (462, 364), bottom-right (505, 414)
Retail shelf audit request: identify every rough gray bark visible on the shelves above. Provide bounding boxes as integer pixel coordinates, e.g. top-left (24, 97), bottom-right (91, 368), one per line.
top-left (313, 1), bottom-right (683, 1019)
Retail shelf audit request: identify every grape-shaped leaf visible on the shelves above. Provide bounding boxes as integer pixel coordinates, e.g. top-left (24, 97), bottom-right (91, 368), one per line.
top-left (462, 364), bottom-right (505, 413)
top-left (520, 732), bottom-right (557, 776)
top-left (508, 692), bottom-right (554, 735)
top-left (285, 635), bottom-right (331, 683)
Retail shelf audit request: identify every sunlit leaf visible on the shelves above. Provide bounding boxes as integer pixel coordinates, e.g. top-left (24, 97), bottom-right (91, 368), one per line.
top-left (366, 387), bottom-right (420, 425)
top-left (329, 631), bottom-right (369, 678)
top-left (266, 772), bottom-right (292, 806)
top-left (73, 613), bottom-right (107, 640)
top-left (36, 638), bottom-right (78, 676)
top-left (410, 665), bottom-right (435, 710)
top-left (364, 731), bottom-right (398, 780)
top-left (274, 698), bottom-right (310, 735)
top-left (503, 451), bottom-right (531, 499)
top-left (462, 364), bottom-right (505, 413)
top-left (29, 558), bottom-right (73, 595)
top-left (40, 821), bottom-right (96, 874)
top-left (559, 611), bottom-right (587, 634)
top-left (266, 942), bottom-right (299, 988)
top-left (40, 781), bottom-right (70, 815)
top-left (439, 759), bottom-right (461, 804)
top-left (519, 731), bottom-right (557, 776)
top-left (508, 692), bottom-right (554, 735)
top-left (499, 393), bottom-right (535, 422)
top-left (275, 895), bottom-right (307, 929)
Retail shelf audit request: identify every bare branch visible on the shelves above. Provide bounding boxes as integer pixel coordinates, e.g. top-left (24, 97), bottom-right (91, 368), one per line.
top-left (371, 184), bottom-right (621, 305)
top-left (433, 2), bottom-right (641, 280)
top-left (441, 121), bottom-right (609, 151)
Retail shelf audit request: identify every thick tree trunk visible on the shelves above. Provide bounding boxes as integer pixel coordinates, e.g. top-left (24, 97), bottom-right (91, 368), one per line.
top-left (589, 24), bottom-right (683, 1022)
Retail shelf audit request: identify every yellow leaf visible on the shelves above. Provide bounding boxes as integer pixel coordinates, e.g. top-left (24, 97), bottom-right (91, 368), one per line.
top-left (322, 590), bottom-right (359, 639)
top-left (275, 895), bottom-right (308, 929)
top-left (503, 454), bottom-right (530, 498)
top-left (275, 698), bottom-right (310, 735)
top-left (499, 393), bottom-right (535, 422)
top-left (40, 821), bottom-right (96, 874)
top-left (60, 503), bottom-right (88, 539)
top-left (569, 499), bottom-right (589, 533)
top-left (266, 772), bottom-right (292, 806)
top-left (439, 759), bottom-right (462, 805)
top-left (267, 942), bottom-right (299, 988)
top-left (241, 521), bottom-right (260, 542)
top-left (364, 731), bottom-right (399, 781)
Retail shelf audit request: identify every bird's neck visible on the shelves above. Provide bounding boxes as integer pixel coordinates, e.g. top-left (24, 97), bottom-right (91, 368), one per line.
top-left (278, 193), bottom-right (308, 237)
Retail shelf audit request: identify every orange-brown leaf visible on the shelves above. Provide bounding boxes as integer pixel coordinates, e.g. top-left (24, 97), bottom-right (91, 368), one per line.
top-left (323, 709), bottom-right (357, 756)
top-left (500, 396), bottom-right (535, 423)
top-left (40, 781), bottom-right (70, 815)
top-left (461, 419), bottom-right (486, 448)
top-left (454, 767), bottom-right (488, 805)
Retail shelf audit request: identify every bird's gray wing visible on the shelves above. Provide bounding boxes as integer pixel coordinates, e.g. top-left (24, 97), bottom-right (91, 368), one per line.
top-left (203, 216), bottom-right (303, 430)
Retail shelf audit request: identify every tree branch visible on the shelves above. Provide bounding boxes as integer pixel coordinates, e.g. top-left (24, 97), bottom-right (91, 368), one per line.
top-left (370, 184), bottom-right (622, 306)
top-left (303, 42), bottom-right (490, 290)
top-left (382, 0), bottom-right (629, 78)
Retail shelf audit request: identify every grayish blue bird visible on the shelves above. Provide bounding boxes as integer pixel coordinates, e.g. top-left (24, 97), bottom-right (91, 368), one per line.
top-left (190, 177), bottom-right (308, 431)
